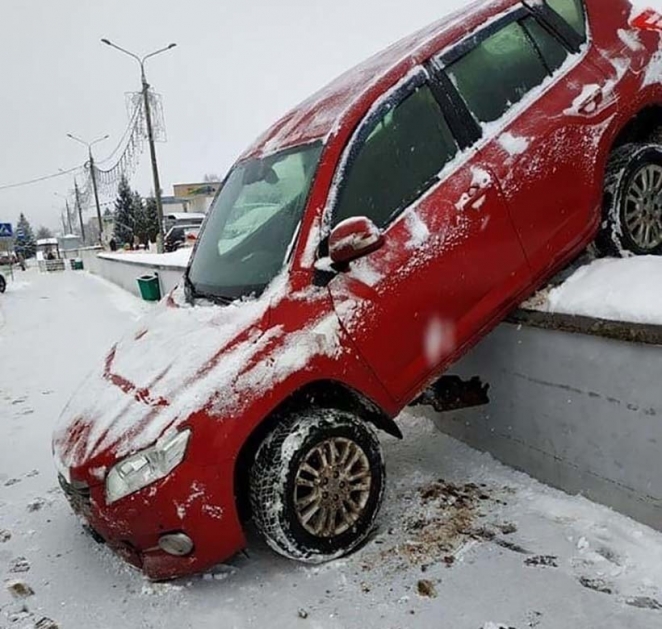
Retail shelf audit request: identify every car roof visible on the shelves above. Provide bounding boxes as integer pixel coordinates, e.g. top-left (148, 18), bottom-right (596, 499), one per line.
top-left (166, 213), bottom-right (206, 221)
top-left (241, 0), bottom-right (515, 160)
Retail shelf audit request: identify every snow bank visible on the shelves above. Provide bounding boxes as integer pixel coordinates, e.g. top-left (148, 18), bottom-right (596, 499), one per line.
top-left (99, 248), bottom-right (192, 268)
top-left (529, 257), bottom-right (662, 326)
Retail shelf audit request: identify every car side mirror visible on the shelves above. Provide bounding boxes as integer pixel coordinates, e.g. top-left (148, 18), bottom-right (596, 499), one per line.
top-left (328, 216), bottom-right (384, 265)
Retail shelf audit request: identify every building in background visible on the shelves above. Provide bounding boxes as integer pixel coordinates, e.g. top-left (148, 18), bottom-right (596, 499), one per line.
top-left (164, 182), bottom-right (221, 215)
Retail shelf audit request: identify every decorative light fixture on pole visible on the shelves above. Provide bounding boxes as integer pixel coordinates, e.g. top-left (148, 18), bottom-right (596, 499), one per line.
top-left (101, 38), bottom-right (176, 253)
top-left (66, 133), bottom-right (109, 243)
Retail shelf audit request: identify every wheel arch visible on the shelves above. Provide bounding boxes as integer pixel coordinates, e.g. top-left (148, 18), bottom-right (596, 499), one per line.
top-left (591, 101), bottom-right (662, 227)
top-left (610, 104), bottom-right (662, 150)
top-left (232, 379), bottom-right (400, 522)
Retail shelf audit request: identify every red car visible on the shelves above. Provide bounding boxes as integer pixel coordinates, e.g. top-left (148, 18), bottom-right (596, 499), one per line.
top-left (54, 0), bottom-right (662, 579)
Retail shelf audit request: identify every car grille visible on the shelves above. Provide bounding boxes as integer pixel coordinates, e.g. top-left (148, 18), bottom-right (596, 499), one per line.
top-left (58, 474), bottom-right (92, 517)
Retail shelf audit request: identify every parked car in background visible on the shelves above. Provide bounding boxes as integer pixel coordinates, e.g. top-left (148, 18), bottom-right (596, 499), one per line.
top-left (54, 0), bottom-right (662, 580)
top-left (163, 212), bottom-right (206, 232)
top-left (0, 251), bottom-right (17, 266)
top-left (164, 225), bottom-right (201, 252)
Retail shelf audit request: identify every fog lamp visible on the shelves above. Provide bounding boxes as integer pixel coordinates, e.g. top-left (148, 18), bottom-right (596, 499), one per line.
top-left (158, 532), bottom-right (194, 556)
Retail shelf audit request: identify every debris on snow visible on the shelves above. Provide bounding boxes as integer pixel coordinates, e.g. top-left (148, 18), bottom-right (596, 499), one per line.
top-left (6, 579), bottom-right (35, 599)
top-left (8, 557), bottom-right (31, 574)
top-left (524, 555), bottom-right (559, 568)
top-left (625, 596), bottom-right (662, 610)
top-left (27, 497), bottom-right (46, 512)
top-left (416, 579), bottom-right (437, 598)
top-left (578, 576), bottom-right (614, 595)
top-left (0, 529), bottom-right (11, 543)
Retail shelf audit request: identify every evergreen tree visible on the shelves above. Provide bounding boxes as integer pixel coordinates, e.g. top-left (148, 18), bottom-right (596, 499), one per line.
top-left (15, 213), bottom-right (37, 259)
top-left (144, 197), bottom-right (160, 243)
top-left (132, 192), bottom-right (148, 246)
top-left (36, 226), bottom-right (53, 240)
top-left (113, 176), bottom-right (135, 246)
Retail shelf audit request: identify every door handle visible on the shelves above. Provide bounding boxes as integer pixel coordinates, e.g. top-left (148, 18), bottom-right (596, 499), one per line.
top-left (577, 87), bottom-right (604, 114)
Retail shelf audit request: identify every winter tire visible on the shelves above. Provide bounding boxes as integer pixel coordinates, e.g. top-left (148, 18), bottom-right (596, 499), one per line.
top-left (598, 143), bottom-right (662, 256)
top-left (0, 275), bottom-right (6, 293)
top-left (250, 408), bottom-right (385, 563)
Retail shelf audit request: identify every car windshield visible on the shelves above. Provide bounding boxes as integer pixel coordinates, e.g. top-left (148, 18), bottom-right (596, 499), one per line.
top-left (188, 142), bottom-right (322, 301)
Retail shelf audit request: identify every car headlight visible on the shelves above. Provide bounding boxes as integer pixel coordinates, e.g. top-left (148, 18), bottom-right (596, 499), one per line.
top-left (105, 429), bottom-right (191, 504)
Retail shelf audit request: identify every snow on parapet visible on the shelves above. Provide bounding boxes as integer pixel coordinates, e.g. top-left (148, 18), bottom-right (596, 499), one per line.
top-left (523, 257), bottom-right (662, 326)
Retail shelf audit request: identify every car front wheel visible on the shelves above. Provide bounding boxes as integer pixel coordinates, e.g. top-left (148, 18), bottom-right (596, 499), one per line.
top-left (599, 143), bottom-right (662, 256)
top-left (249, 408), bottom-right (385, 563)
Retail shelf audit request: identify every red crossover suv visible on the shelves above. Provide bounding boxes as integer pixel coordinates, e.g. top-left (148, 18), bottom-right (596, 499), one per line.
top-left (54, 0), bottom-right (662, 579)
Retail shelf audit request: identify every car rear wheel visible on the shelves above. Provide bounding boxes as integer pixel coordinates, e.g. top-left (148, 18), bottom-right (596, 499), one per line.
top-left (598, 143), bottom-right (662, 256)
top-left (249, 408), bottom-right (385, 563)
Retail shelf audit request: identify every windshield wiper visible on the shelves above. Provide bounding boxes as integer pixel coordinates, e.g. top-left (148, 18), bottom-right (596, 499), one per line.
top-left (183, 270), bottom-right (197, 304)
top-left (186, 282), bottom-right (236, 306)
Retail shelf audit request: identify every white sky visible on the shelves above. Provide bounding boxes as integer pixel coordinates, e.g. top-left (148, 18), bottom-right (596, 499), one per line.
top-left (0, 0), bottom-right (473, 232)
top-left (1, 0), bottom-right (656, 232)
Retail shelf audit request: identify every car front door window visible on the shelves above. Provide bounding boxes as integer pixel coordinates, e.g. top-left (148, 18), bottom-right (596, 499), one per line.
top-left (333, 84), bottom-right (459, 229)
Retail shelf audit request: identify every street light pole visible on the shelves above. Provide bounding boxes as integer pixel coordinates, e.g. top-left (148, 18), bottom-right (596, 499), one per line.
top-left (67, 133), bottom-right (109, 244)
top-left (101, 39), bottom-right (176, 253)
top-left (54, 193), bottom-right (74, 234)
top-left (74, 179), bottom-right (85, 243)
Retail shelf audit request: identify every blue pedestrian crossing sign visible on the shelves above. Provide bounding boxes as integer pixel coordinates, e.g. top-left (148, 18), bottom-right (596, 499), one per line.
top-left (0, 223), bottom-right (13, 238)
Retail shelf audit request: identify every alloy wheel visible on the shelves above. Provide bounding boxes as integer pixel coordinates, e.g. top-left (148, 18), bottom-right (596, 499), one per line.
top-left (624, 163), bottom-right (662, 251)
top-left (294, 437), bottom-right (372, 538)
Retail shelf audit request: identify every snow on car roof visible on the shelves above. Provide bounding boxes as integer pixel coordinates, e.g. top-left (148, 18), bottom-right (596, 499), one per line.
top-left (165, 213), bottom-right (206, 221)
top-left (241, 0), bottom-right (504, 160)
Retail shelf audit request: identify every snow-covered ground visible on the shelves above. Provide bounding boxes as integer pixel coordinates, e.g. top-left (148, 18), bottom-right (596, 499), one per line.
top-left (1, 268), bottom-right (662, 628)
top-left (524, 256), bottom-right (662, 325)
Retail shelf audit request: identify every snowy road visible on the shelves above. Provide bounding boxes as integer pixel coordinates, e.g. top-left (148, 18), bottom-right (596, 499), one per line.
top-left (1, 269), bottom-right (662, 629)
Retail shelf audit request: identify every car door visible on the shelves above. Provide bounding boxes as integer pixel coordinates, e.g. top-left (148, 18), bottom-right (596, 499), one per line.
top-left (325, 71), bottom-right (529, 403)
top-left (437, 2), bottom-right (612, 279)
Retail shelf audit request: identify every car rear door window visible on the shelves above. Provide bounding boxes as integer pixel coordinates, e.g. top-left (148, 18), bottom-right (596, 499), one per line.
top-left (547, 0), bottom-right (587, 41)
top-left (522, 16), bottom-right (570, 74)
top-left (333, 84), bottom-right (459, 228)
top-left (446, 21), bottom-right (550, 126)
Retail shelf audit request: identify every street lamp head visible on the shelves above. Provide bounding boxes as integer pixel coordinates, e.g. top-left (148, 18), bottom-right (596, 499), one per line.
top-left (101, 38), bottom-right (112, 46)
top-left (168, 43), bottom-right (177, 49)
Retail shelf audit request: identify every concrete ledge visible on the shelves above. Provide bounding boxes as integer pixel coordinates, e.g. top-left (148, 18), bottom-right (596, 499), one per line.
top-left (433, 317), bottom-right (662, 532)
top-left (80, 249), bottom-right (186, 299)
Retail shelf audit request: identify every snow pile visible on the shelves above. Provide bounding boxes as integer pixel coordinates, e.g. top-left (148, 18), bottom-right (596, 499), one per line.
top-left (527, 256), bottom-right (662, 325)
top-left (99, 248), bottom-right (192, 268)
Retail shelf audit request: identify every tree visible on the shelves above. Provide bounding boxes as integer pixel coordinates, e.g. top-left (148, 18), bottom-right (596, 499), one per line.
top-left (203, 173), bottom-right (221, 183)
top-left (36, 226), bottom-right (53, 240)
top-left (85, 218), bottom-right (100, 245)
top-left (113, 176), bottom-right (135, 246)
top-left (15, 213), bottom-right (36, 259)
top-left (132, 192), bottom-right (149, 246)
top-left (143, 197), bottom-right (160, 244)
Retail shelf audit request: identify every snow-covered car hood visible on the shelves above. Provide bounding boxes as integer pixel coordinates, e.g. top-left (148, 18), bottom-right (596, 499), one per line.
top-left (53, 284), bottom-right (274, 473)
top-left (53, 279), bottom-right (343, 475)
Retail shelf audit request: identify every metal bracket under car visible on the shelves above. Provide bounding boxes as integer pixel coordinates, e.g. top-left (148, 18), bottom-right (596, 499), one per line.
top-left (411, 375), bottom-right (490, 413)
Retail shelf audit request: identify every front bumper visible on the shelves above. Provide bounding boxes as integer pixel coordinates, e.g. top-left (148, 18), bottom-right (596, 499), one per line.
top-left (59, 460), bottom-right (245, 580)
